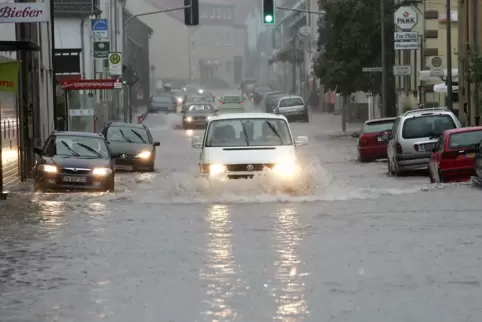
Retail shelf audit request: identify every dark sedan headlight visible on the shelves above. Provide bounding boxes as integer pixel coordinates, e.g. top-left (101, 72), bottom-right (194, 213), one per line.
top-left (185, 116), bottom-right (193, 122)
top-left (93, 168), bottom-right (113, 176)
top-left (136, 151), bottom-right (152, 159)
top-left (40, 164), bottom-right (57, 173)
top-left (206, 116), bottom-right (213, 120)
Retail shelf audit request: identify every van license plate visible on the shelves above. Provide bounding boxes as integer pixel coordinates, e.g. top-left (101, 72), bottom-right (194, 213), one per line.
top-left (63, 176), bottom-right (86, 183)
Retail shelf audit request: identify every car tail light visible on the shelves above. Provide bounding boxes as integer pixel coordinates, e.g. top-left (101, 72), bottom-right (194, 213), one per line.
top-left (240, 101), bottom-right (243, 104)
top-left (396, 142), bottom-right (403, 154)
top-left (220, 102), bottom-right (224, 104)
top-left (441, 151), bottom-right (460, 159)
top-left (413, 144), bottom-right (419, 151)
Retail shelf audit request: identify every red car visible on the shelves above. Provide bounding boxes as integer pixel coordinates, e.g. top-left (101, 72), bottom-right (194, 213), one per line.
top-left (428, 126), bottom-right (482, 183)
top-left (353, 117), bottom-right (396, 162)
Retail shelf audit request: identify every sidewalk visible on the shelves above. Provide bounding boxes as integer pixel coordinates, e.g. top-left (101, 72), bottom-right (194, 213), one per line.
top-left (310, 112), bottom-right (364, 140)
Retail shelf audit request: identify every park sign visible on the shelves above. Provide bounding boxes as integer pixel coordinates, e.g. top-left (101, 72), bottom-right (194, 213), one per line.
top-left (0, 61), bottom-right (19, 93)
top-left (394, 6), bottom-right (418, 31)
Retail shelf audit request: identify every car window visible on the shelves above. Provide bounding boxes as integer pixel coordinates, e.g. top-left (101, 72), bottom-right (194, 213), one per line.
top-left (448, 130), bottom-right (482, 149)
top-left (187, 104), bottom-right (213, 111)
top-left (279, 98), bottom-right (304, 107)
top-left (402, 115), bottom-right (456, 139)
top-left (362, 120), bottom-right (394, 134)
top-left (44, 135), bottom-right (110, 158)
top-left (152, 95), bottom-right (173, 102)
top-left (222, 95), bottom-right (243, 103)
top-left (205, 118), bottom-right (293, 147)
top-left (106, 126), bottom-right (150, 143)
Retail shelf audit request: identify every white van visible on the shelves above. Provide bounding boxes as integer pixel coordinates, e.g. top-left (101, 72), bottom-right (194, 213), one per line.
top-left (191, 113), bottom-right (308, 178)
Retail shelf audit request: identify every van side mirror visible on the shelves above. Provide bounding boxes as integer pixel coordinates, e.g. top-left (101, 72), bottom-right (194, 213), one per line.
top-left (294, 136), bottom-right (308, 147)
top-left (33, 147), bottom-right (42, 155)
top-left (388, 134), bottom-right (393, 140)
top-left (153, 141), bottom-right (160, 146)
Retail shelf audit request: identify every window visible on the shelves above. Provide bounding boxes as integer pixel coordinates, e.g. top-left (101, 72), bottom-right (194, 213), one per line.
top-left (449, 130), bottom-right (482, 149)
top-left (362, 120), bottom-right (395, 134)
top-left (402, 115), bottom-right (456, 139)
top-left (221, 95), bottom-right (242, 103)
top-left (45, 135), bottom-right (110, 158)
top-left (205, 118), bottom-right (293, 147)
top-left (187, 104), bottom-right (213, 111)
top-left (106, 126), bottom-right (150, 143)
top-left (279, 98), bottom-right (304, 107)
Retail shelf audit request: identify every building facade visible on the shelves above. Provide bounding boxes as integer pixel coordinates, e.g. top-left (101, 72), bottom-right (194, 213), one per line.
top-left (0, 0), bottom-right (55, 190)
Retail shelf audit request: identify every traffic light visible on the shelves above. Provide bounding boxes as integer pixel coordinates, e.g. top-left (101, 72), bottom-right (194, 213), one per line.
top-left (262, 0), bottom-right (275, 25)
top-left (184, 0), bottom-right (199, 26)
top-left (122, 65), bottom-right (140, 86)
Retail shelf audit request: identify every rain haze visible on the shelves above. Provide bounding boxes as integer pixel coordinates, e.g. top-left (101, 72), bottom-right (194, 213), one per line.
top-left (1, 0), bottom-right (482, 321)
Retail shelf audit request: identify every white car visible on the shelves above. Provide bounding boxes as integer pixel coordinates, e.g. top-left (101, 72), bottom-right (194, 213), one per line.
top-left (191, 113), bottom-right (308, 178)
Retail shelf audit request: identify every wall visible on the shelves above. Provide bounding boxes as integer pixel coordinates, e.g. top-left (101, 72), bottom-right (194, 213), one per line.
top-left (38, 22), bottom-right (55, 144)
top-left (54, 17), bottom-right (94, 79)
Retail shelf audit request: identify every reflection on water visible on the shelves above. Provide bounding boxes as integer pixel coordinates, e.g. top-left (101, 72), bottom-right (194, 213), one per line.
top-left (200, 204), bottom-right (239, 320)
top-left (273, 207), bottom-right (309, 321)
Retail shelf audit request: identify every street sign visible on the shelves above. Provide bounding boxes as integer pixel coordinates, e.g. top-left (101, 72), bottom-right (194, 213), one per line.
top-left (431, 56), bottom-right (442, 67)
top-left (299, 26), bottom-right (311, 37)
top-left (394, 6), bottom-right (418, 30)
top-left (114, 81), bottom-right (122, 89)
top-left (362, 67), bottom-right (382, 72)
top-left (430, 67), bottom-right (444, 77)
top-left (93, 42), bottom-right (110, 59)
top-left (91, 19), bottom-right (109, 41)
top-left (393, 65), bottom-right (412, 75)
top-left (69, 109), bottom-right (94, 116)
top-left (394, 31), bottom-right (418, 50)
top-left (108, 52), bottom-right (122, 75)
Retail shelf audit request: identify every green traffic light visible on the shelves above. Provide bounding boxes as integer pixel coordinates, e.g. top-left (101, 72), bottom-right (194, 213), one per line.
top-left (264, 15), bottom-right (273, 23)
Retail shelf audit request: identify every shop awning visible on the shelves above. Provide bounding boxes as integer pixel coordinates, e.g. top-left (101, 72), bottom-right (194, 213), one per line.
top-left (0, 41), bottom-right (40, 51)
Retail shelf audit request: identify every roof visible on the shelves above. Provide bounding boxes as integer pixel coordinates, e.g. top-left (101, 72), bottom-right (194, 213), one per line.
top-left (107, 122), bottom-right (145, 128)
top-left (212, 113), bottom-right (287, 120)
top-left (55, 131), bottom-right (103, 137)
top-left (185, 101), bottom-right (212, 104)
top-left (279, 95), bottom-right (303, 99)
top-left (365, 117), bottom-right (396, 124)
top-left (443, 126), bottom-right (482, 135)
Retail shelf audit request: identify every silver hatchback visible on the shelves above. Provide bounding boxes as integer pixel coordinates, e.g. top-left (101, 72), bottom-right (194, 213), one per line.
top-left (387, 108), bottom-right (461, 175)
top-left (275, 96), bottom-right (309, 122)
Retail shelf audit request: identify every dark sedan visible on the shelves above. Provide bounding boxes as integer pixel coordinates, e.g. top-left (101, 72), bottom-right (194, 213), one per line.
top-left (33, 131), bottom-right (115, 192)
top-left (102, 122), bottom-right (160, 172)
top-left (182, 103), bottom-right (218, 129)
top-left (148, 93), bottom-right (177, 113)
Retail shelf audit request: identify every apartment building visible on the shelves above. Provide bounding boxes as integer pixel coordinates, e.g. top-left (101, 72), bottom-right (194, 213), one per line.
top-left (129, 0), bottom-right (251, 87)
top-left (458, 1), bottom-right (482, 125)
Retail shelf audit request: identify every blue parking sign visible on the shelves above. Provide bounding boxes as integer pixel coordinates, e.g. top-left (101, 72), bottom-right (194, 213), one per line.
top-left (91, 19), bottom-right (108, 31)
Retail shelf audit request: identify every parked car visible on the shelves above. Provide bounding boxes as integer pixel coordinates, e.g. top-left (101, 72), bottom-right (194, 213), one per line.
top-left (182, 102), bottom-right (218, 129)
top-left (274, 95), bottom-right (309, 122)
top-left (181, 95), bottom-right (208, 112)
top-left (33, 131), bottom-right (115, 192)
top-left (387, 108), bottom-right (461, 176)
top-left (260, 91), bottom-right (284, 112)
top-left (428, 126), bottom-right (482, 183)
top-left (102, 121), bottom-right (160, 172)
top-left (352, 117), bottom-right (396, 162)
top-left (266, 94), bottom-right (285, 113)
top-left (473, 137), bottom-right (482, 186)
top-left (148, 93), bottom-right (177, 113)
top-left (253, 85), bottom-right (273, 105)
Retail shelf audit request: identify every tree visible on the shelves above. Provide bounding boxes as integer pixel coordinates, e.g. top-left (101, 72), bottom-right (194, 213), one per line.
top-left (314, 0), bottom-right (415, 115)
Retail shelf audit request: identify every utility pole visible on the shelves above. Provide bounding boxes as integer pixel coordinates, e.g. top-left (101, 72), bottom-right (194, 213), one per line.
top-left (445, 0), bottom-right (453, 111)
top-left (380, 0), bottom-right (387, 117)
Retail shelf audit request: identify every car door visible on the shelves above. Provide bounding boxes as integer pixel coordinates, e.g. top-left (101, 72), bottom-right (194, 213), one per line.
top-left (387, 117), bottom-right (400, 160)
top-left (429, 135), bottom-right (444, 176)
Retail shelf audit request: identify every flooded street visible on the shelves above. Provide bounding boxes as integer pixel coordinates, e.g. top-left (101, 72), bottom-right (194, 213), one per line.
top-left (2, 102), bottom-right (482, 321)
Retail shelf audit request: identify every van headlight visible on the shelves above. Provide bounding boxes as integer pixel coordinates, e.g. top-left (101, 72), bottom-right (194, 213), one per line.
top-left (272, 162), bottom-right (300, 177)
top-left (185, 116), bottom-right (192, 122)
top-left (136, 151), bottom-right (151, 159)
top-left (93, 168), bottom-right (112, 176)
top-left (198, 89), bottom-right (204, 94)
top-left (209, 164), bottom-right (226, 175)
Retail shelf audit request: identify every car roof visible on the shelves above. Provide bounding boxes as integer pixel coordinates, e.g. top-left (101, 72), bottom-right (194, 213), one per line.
top-left (54, 131), bottom-right (103, 138)
top-left (186, 100), bottom-right (212, 104)
top-left (443, 126), bottom-right (482, 135)
top-left (221, 94), bottom-right (242, 96)
top-left (107, 122), bottom-right (145, 128)
top-left (279, 95), bottom-right (303, 100)
top-left (212, 113), bottom-right (287, 120)
top-left (365, 117), bottom-right (396, 124)
top-left (403, 107), bottom-right (450, 116)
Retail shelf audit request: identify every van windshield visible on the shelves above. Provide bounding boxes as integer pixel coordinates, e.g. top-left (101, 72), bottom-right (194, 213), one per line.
top-left (402, 115), bottom-right (456, 139)
top-left (205, 118), bottom-right (292, 147)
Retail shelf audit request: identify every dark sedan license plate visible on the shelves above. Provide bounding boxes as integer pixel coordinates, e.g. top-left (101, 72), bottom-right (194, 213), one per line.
top-left (63, 176), bottom-right (86, 183)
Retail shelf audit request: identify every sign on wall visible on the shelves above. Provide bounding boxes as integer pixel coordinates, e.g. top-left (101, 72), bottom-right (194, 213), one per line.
top-left (0, 3), bottom-right (51, 23)
top-left (93, 42), bottom-right (110, 59)
top-left (91, 18), bottom-right (110, 60)
top-left (108, 53), bottom-right (122, 76)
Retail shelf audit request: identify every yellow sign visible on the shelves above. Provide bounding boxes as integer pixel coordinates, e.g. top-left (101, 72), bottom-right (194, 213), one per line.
top-left (109, 53), bottom-right (121, 64)
top-left (0, 61), bottom-right (20, 93)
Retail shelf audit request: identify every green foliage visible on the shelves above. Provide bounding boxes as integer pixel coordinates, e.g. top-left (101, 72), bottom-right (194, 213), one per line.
top-left (465, 49), bottom-right (482, 87)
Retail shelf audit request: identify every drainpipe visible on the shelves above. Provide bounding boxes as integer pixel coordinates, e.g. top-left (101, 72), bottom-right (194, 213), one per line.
top-left (473, 0), bottom-right (479, 125)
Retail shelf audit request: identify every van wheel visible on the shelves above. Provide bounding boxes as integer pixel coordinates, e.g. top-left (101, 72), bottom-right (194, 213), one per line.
top-left (392, 160), bottom-right (401, 176)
